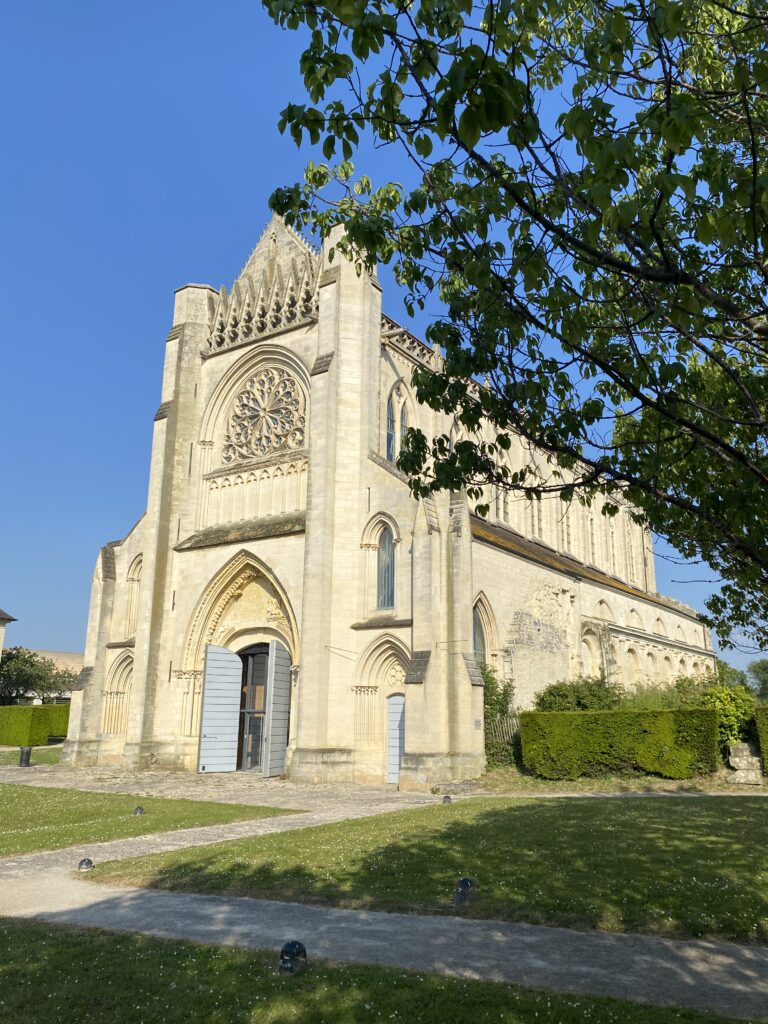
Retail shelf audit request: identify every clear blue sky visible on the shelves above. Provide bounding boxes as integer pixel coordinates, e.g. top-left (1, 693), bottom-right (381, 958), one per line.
top-left (0, 1), bottom-right (759, 671)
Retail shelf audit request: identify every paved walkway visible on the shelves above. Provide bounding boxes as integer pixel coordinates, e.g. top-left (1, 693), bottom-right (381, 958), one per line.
top-left (2, 767), bottom-right (768, 1019)
top-left (2, 761), bottom-right (765, 802)
top-left (2, 856), bottom-right (767, 1020)
top-left (0, 762), bottom-right (440, 810)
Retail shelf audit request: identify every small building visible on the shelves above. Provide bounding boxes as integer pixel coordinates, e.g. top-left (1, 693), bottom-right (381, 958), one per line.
top-left (0, 609), bottom-right (16, 666)
top-left (63, 215), bottom-right (715, 788)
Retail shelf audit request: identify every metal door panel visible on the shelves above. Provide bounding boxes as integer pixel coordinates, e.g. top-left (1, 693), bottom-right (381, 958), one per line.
top-left (387, 694), bottom-right (405, 784)
top-left (263, 640), bottom-right (292, 778)
top-left (198, 645), bottom-right (242, 773)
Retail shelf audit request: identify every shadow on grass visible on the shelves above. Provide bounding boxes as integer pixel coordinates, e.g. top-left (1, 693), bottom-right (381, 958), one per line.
top-left (111, 797), bottom-right (768, 944)
top-left (17, 887), bottom-right (768, 1023)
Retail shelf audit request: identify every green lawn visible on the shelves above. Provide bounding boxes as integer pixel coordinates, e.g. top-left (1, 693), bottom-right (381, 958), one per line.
top-left (94, 796), bottom-right (768, 944)
top-left (0, 744), bottom-right (62, 766)
top-left (481, 765), bottom-right (737, 793)
top-left (0, 783), bottom-right (290, 856)
top-left (0, 918), bottom-right (750, 1024)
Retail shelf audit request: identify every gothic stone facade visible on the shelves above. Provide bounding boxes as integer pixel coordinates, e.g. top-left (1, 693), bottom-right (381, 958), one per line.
top-left (63, 216), bottom-right (715, 788)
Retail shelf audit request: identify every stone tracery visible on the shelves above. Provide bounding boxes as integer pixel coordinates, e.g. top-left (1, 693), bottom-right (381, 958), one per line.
top-left (222, 367), bottom-right (306, 463)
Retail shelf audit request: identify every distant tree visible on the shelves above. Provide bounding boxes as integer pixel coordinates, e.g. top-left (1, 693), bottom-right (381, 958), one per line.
top-left (715, 658), bottom-right (748, 689)
top-left (0, 648), bottom-right (71, 705)
top-left (747, 658), bottom-right (768, 700)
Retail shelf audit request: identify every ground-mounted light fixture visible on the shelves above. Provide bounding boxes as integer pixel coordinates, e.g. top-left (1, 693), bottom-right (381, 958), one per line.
top-left (77, 858), bottom-right (94, 872)
top-left (453, 876), bottom-right (475, 906)
top-left (442, 795), bottom-right (452, 805)
top-left (133, 806), bottom-right (145, 816)
top-left (279, 940), bottom-right (307, 974)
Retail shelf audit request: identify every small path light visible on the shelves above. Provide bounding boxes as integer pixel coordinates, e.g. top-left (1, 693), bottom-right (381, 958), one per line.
top-left (442, 795), bottom-right (452, 805)
top-left (279, 940), bottom-right (307, 974)
top-left (453, 876), bottom-right (475, 907)
top-left (77, 858), bottom-right (94, 872)
top-left (133, 806), bottom-right (145, 816)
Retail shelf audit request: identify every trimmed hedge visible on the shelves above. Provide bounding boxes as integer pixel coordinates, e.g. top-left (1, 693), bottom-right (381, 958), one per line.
top-left (519, 708), bottom-right (719, 780)
top-left (756, 708), bottom-right (768, 773)
top-left (0, 704), bottom-right (70, 747)
top-left (46, 704), bottom-right (70, 739)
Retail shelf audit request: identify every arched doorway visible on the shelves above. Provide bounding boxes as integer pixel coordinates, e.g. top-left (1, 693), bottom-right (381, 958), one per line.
top-left (198, 639), bottom-right (291, 776)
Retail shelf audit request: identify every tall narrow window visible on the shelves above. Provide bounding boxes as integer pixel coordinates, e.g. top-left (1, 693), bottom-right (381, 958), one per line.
top-left (399, 404), bottom-right (408, 452)
top-left (386, 398), bottom-right (396, 463)
top-left (473, 606), bottom-right (486, 663)
top-left (377, 526), bottom-right (395, 608)
top-left (126, 557), bottom-right (142, 637)
top-left (588, 510), bottom-right (597, 564)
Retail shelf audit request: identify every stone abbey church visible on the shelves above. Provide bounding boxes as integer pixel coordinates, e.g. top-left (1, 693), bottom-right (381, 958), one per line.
top-left (64, 215), bottom-right (715, 788)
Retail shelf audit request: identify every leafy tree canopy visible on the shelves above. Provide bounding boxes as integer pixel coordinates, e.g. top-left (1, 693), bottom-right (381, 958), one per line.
top-left (748, 657), bottom-right (768, 699)
top-left (263, 0), bottom-right (768, 647)
top-left (0, 647), bottom-right (75, 705)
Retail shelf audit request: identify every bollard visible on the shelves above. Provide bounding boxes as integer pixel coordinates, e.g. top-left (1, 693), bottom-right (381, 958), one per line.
top-left (279, 941), bottom-right (307, 974)
top-left (453, 876), bottom-right (475, 907)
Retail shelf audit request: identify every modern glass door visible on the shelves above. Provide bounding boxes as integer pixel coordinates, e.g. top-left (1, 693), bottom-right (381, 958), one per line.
top-left (238, 645), bottom-right (269, 771)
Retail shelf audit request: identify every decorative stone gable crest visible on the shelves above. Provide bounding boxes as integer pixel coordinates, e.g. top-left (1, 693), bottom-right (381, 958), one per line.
top-left (205, 215), bottom-right (320, 354)
top-left (222, 367), bottom-right (306, 463)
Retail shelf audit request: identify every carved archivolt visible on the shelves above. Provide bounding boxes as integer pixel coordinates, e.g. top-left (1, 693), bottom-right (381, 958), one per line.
top-left (356, 634), bottom-right (410, 693)
top-left (223, 366), bottom-right (306, 463)
top-left (182, 549), bottom-right (298, 674)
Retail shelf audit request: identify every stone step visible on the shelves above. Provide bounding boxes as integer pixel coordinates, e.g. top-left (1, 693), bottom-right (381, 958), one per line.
top-left (727, 769), bottom-right (763, 786)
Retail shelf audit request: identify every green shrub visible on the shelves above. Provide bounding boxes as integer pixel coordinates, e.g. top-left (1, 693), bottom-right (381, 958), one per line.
top-left (534, 675), bottom-right (624, 712)
top-left (519, 708), bottom-right (719, 780)
top-left (45, 703), bottom-right (70, 740)
top-left (755, 708), bottom-right (768, 772)
top-left (485, 735), bottom-right (520, 769)
top-left (689, 685), bottom-right (755, 752)
top-left (0, 706), bottom-right (52, 747)
top-left (482, 663), bottom-right (514, 721)
top-left (482, 663), bottom-right (517, 769)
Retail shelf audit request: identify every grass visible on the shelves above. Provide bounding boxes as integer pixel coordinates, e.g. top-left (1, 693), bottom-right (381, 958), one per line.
top-left (0, 918), bottom-right (752, 1024)
top-left (0, 783), bottom-right (290, 856)
top-left (93, 796), bottom-right (768, 944)
top-left (480, 765), bottom-right (740, 794)
top-left (0, 744), bottom-right (62, 766)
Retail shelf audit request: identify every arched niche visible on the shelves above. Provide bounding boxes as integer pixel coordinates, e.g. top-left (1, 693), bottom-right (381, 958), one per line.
top-left (593, 599), bottom-right (615, 623)
top-left (355, 633), bottom-right (411, 694)
top-left (581, 628), bottom-right (602, 677)
top-left (627, 608), bottom-right (643, 631)
top-left (101, 652), bottom-right (133, 736)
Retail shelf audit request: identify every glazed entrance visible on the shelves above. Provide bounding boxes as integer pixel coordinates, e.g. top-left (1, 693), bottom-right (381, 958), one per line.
top-left (237, 644), bottom-right (269, 771)
top-left (197, 640), bottom-right (292, 776)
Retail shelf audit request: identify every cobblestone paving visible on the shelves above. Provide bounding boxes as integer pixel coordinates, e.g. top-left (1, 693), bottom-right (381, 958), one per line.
top-left (0, 763), bottom-right (438, 812)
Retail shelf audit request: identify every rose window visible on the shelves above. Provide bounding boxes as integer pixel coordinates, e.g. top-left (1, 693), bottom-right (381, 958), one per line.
top-left (222, 367), bottom-right (306, 463)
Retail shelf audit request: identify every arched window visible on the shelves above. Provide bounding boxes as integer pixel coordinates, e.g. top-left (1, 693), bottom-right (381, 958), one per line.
top-left (126, 556), bottom-right (142, 637)
top-left (377, 526), bottom-right (395, 609)
top-left (473, 606), bottom-right (487, 663)
top-left (386, 398), bottom-right (396, 463)
top-left (399, 404), bottom-right (408, 452)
